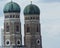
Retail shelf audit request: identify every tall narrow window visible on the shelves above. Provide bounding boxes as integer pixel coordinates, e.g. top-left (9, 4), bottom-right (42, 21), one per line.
top-left (37, 26), bottom-right (38, 32)
top-left (31, 17), bottom-right (32, 19)
top-left (25, 17), bottom-right (27, 20)
top-left (27, 27), bottom-right (30, 32)
top-left (17, 41), bottom-right (20, 45)
top-left (33, 17), bottom-right (35, 19)
top-left (16, 15), bottom-right (19, 18)
top-left (5, 16), bottom-right (9, 18)
top-left (16, 25), bottom-right (19, 32)
top-left (10, 15), bottom-right (12, 18)
top-left (6, 26), bottom-right (9, 32)
top-left (36, 17), bottom-right (39, 20)
top-left (37, 25), bottom-right (40, 32)
top-left (13, 15), bottom-right (15, 18)
top-left (18, 15), bottom-right (19, 18)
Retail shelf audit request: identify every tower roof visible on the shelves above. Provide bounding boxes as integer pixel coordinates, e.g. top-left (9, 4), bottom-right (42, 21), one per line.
top-left (24, 4), bottom-right (40, 15)
top-left (3, 2), bottom-right (20, 13)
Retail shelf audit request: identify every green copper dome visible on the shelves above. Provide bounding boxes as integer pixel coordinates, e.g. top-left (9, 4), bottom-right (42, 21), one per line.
top-left (24, 4), bottom-right (40, 15)
top-left (3, 2), bottom-right (20, 13)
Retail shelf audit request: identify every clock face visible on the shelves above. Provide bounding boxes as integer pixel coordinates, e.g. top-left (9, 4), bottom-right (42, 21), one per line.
top-left (5, 40), bottom-right (10, 46)
top-left (36, 39), bottom-right (40, 45)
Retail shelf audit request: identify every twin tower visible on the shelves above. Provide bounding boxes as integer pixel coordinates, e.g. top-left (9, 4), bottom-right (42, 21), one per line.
top-left (3, 1), bottom-right (42, 48)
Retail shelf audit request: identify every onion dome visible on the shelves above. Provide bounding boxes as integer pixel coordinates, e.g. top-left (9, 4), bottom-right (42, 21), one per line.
top-left (3, 2), bottom-right (20, 13)
top-left (24, 3), bottom-right (40, 15)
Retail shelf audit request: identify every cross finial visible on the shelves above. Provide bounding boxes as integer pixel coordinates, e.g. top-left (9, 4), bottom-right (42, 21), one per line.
top-left (31, 1), bottom-right (32, 4)
top-left (11, 0), bottom-right (12, 2)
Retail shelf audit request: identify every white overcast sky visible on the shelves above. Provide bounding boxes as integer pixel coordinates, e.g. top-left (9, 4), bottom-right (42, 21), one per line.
top-left (0, 0), bottom-right (60, 48)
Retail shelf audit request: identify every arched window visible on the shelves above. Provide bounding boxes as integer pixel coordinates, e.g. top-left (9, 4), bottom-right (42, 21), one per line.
top-left (16, 25), bottom-right (19, 32)
top-left (17, 15), bottom-right (19, 18)
top-left (16, 15), bottom-right (19, 18)
top-left (31, 17), bottom-right (32, 19)
top-left (10, 15), bottom-right (12, 18)
top-left (25, 17), bottom-right (28, 20)
top-left (37, 25), bottom-right (40, 32)
top-left (5, 16), bottom-right (9, 18)
top-left (33, 17), bottom-right (35, 19)
top-left (36, 17), bottom-right (39, 20)
top-left (13, 15), bottom-right (15, 18)
top-left (6, 26), bottom-right (9, 32)
top-left (27, 27), bottom-right (30, 32)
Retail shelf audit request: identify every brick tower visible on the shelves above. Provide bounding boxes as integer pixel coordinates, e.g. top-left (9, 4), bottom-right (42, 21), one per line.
top-left (24, 2), bottom-right (42, 48)
top-left (3, 1), bottom-right (22, 48)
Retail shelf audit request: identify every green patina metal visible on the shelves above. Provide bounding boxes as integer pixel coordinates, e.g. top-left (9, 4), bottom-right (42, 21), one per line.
top-left (3, 2), bottom-right (20, 13)
top-left (24, 4), bottom-right (40, 15)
